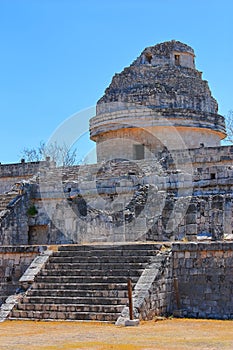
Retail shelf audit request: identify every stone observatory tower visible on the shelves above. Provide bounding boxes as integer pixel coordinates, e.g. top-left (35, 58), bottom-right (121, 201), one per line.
top-left (90, 40), bottom-right (226, 162)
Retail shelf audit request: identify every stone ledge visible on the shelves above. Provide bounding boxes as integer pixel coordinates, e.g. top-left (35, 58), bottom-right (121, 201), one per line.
top-left (0, 246), bottom-right (47, 253)
top-left (19, 249), bottom-right (53, 285)
top-left (172, 242), bottom-right (233, 252)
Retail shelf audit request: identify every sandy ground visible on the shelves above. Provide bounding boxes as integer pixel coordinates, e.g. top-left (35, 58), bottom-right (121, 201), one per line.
top-left (0, 318), bottom-right (232, 350)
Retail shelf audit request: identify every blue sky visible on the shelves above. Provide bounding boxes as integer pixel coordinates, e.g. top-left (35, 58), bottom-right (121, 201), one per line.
top-left (0, 0), bottom-right (232, 163)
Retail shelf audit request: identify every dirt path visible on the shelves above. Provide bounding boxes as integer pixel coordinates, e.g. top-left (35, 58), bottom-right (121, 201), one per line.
top-left (0, 319), bottom-right (232, 350)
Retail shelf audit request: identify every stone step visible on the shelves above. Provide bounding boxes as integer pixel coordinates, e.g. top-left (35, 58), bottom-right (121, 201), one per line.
top-left (0, 200), bottom-right (11, 205)
top-left (49, 255), bottom-right (156, 264)
top-left (35, 282), bottom-right (129, 291)
top-left (57, 244), bottom-right (162, 252)
top-left (52, 249), bottom-right (158, 258)
top-left (0, 194), bottom-right (17, 207)
top-left (39, 269), bottom-right (144, 277)
top-left (27, 289), bottom-right (128, 298)
top-left (46, 261), bottom-right (148, 269)
top-left (35, 275), bottom-right (132, 284)
top-left (14, 302), bottom-right (124, 314)
top-left (9, 310), bottom-right (119, 322)
top-left (18, 296), bottom-right (127, 306)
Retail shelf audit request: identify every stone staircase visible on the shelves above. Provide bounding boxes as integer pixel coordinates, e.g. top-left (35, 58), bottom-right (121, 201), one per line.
top-left (9, 243), bottom-right (162, 322)
top-left (0, 193), bottom-right (18, 212)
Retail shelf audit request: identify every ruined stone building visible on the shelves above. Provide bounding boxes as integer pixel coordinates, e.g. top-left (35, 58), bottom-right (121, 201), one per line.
top-left (0, 41), bottom-right (232, 322)
top-left (91, 41), bottom-right (225, 160)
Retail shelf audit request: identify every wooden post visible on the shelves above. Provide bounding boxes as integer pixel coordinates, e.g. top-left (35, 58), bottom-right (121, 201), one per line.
top-left (127, 278), bottom-right (133, 320)
top-left (173, 277), bottom-right (181, 309)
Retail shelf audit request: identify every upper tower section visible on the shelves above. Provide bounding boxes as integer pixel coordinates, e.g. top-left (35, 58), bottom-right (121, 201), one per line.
top-left (95, 40), bottom-right (218, 115)
top-left (133, 40), bottom-right (195, 69)
top-left (90, 40), bottom-right (226, 162)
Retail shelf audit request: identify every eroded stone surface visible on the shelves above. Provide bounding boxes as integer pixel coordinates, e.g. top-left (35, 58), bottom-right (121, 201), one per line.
top-left (90, 40), bottom-right (225, 161)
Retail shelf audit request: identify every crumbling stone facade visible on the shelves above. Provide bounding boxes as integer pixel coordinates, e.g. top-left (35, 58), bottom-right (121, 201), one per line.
top-left (0, 40), bottom-right (232, 321)
top-left (0, 149), bottom-right (233, 245)
top-left (0, 160), bottom-right (50, 194)
top-left (0, 40), bottom-right (231, 246)
top-left (90, 40), bottom-right (226, 162)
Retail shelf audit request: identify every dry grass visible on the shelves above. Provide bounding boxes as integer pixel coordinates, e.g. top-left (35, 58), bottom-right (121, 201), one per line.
top-left (0, 318), bottom-right (232, 350)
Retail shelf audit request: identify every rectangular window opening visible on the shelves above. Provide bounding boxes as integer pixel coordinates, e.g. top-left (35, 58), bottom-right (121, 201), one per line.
top-left (134, 144), bottom-right (145, 160)
top-left (175, 54), bottom-right (180, 66)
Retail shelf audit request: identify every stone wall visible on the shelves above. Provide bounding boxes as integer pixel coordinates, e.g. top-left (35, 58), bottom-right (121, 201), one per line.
top-left (0, 193), bottom-right (29, 245)
top-left (148, 193), bottom-right (233, 241)
top-left (134, 249), bottom-right (173, 320)
top-left (170, 145), bottom-right (233, 168)
top-left (0, 160), bottom-right (54, 194)
top-left (90, 108), bottom-right (225, 161)
top-left (0, 144), bottom-right (232, 245)
top-left (172, 242), bottom-right (233, 319)
top-left (116, 246), bottom-right (173, 324)
top-left (10, 149), bottom-right (231, 245)
top-left (96, 65), bottom-right (218, 115)
top-left (0, 246), bottom-right (40, 305)
top-left (92, 124), bottom-right (224, 162)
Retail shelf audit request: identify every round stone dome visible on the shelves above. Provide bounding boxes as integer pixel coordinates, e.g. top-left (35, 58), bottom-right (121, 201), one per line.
top-left (90, 40), bottom-right (226, 162)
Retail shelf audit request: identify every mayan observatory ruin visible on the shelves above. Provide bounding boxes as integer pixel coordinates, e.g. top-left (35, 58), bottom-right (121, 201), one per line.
top-left (0, 40), bottom-right (232, 323)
